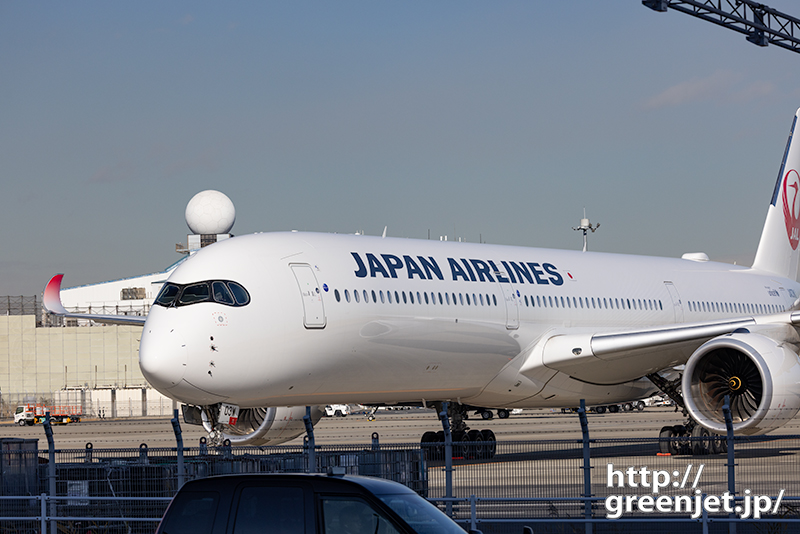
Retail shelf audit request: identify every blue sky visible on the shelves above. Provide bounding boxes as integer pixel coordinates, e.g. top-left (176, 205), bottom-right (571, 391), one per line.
top-left (2, 2), bottom-right (800, 296)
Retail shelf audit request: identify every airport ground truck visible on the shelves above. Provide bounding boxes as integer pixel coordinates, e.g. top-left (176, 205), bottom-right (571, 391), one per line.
top-left (14, 403), bottom-right (82, 426)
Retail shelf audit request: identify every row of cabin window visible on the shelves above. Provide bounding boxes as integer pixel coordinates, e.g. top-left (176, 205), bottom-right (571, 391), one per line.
top-left (688, 301), bottom-right (784, 315)
top-left (333, 288), bottom-right (664, 313)
top-left (522, 294), bottom-right (663, 312)
top-left (334, 289), bottom-right (499, 307)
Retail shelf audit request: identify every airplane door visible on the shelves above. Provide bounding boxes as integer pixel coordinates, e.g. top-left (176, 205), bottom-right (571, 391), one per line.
top-left (290, 264), bottom-right (326, 329)
top-left (664, 281), bottom-right (684, 323)
top-left (497, 281), bottom-right (520, 330)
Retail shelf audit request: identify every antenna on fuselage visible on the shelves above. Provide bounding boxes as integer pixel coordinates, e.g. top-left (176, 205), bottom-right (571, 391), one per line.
top-left (572, 208), bottom-right (600, 252)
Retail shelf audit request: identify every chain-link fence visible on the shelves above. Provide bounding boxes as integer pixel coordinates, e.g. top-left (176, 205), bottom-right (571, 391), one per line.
top-left (2, 413), bottom-right (800, 533)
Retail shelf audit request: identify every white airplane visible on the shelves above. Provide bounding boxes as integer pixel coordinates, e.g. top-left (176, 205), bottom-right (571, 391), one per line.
top-left (45, 109), bottom-right (800, 454)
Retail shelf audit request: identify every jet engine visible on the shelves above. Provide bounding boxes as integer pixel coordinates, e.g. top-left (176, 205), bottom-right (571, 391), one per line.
top-left (198, 405), bottom-right (323, 446)
top-left (683, 333), bottom-right (800, 435)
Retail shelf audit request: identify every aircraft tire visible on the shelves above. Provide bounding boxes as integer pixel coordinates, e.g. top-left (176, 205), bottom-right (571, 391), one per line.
top-left (595, 406), bottom-right (606, 414)
top-left (608, 405), bottom-right (619, 413)
top-left (691, 425), bottom-right (711, 455)
top-left (659, 426), bottom-right (678, 455)
top-left (497, 409), bottom-right (509, 419)
top-left (452, 431), bottom-right (469, 457)
top-left (710, 433), bottom-right (724, 455)
top-left (623, 403), bottom-right (633, 412)
top-left (480, 410), bottom-right (493, 420)
top-left (420, 431), bottom-right (438, 461)
top-left (481, 429), bottom-right (497, 459)
top-left (467, 430), bottom-right (484, 459)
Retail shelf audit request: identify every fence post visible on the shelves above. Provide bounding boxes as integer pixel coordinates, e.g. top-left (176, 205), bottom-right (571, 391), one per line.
top-left (701, 493), bottom-right (709, 534)
top-left (304, 406), bottom-right (316, 473)
top-left (469, 494), bottom-right (477, 532)
top-left (171, 409), bottom-right (185, 488)
top-left (578, 400), bottom-right (593, 534)
top-left (43, 412), bottom-right (57, 534)
top-left (438, 402), bottom-right (454, 518)
top-left (723, 395), bottom-right (736, 534)
top-left (40, 493), bottom-right (47, 534)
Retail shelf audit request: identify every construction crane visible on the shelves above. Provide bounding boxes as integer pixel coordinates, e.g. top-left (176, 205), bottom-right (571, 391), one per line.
top-left (643, 0), bottom-right (800, 54)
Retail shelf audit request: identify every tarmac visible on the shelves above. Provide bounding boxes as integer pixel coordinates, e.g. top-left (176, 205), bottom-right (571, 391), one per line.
top-left (3, 406), bottom-right (798, 449)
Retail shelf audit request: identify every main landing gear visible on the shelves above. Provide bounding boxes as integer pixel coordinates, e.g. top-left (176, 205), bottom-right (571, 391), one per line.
top-left (658, 420), bottom-right (727, 456)
top-left (646, 372), bottom-right (726, 456)
top-left (420, 402), bottom-right (497, 460)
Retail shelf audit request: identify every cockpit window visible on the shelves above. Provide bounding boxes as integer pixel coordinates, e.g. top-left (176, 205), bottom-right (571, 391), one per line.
top-left (228, 282), bottom-right (250, 305)
top-left (212, 281), bottom-right (235, 305)
top-left (155, 280), bottom-right (250, 308)
top-left (155, 283), bottom-right (181, 306)
top-left (179, 283), bottom-right (211, 305)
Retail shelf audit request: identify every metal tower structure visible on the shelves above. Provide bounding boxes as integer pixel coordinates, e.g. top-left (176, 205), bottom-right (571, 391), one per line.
top-left (643, 0), bottom-right (800, 54)
top-left (572, 209), bottom-right (600, 252)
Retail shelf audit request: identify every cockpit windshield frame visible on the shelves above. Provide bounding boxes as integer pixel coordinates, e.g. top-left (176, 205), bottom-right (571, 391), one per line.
top-left (155, 280), bottom-right (250, 308)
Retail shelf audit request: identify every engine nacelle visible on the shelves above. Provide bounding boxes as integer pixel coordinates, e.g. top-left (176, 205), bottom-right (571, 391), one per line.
top-left (683, 333), bottom-right (800, 435)
top-left (201, 405), bottom-right (324, 446)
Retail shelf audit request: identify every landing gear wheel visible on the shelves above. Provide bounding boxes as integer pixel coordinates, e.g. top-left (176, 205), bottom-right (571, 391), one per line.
top-left (623, 403), bottom-right (633, 412)
top-left (497, 409), bottom-right (509, 419)
top-left (420, 431), bottom-right (438, 460)
top-left (467, 430), bottom-right (484, 459)
top-left (711, 434), bottom-right (728, 454)
top-left (691, 425), bottom-right (711, 455)
top-left (608, 405), bottom-right (620, 413)
top-left (481, 429), bottom-right (497, 459)
top-left (480, 410), bottom-right (493, 420)
top-left (672, 425), bottom-right (690, 455)
top-left (452, 431), bottom-right (469, 458)
top-left (659, 426), bottom-right (679, 455)
top-left (595, 406), bottom-right (606, 414)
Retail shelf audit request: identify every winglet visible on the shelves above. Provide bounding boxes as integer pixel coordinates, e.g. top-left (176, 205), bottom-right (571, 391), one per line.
top-left (41, 273), bottom-right (147, 326)
top-left (43, 274), bottom-right (69, 315)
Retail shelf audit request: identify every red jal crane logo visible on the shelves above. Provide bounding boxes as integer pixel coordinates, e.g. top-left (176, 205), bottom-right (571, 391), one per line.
top-left (783, 169), bottom-right (800, 250)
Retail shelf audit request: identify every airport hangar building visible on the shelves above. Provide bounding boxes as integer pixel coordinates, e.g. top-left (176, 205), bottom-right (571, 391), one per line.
top-left (0, 190), bottom-right (236, 419)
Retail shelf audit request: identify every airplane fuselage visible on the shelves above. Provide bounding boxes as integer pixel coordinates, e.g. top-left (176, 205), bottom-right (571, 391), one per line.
top-left (139, 231), bottom-right (800, 410)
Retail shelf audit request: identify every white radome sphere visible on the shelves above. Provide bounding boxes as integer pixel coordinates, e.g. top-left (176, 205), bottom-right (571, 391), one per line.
top-left (185, 190), bottom-right (236, 235)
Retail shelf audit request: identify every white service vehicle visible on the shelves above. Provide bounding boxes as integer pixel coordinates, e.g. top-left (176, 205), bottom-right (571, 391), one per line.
top-left (324, 404), bottom-right (351, 417)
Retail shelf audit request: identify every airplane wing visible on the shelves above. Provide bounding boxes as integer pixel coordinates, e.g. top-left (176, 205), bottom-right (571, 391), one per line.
top-left (43, 274), bottom-right (147, 326)
top-left (525, 312), bottom-right (800, 385)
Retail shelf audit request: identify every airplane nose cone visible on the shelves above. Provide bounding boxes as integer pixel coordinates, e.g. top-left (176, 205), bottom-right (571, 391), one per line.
top-left (139, 322), bottom-right (188, 394)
